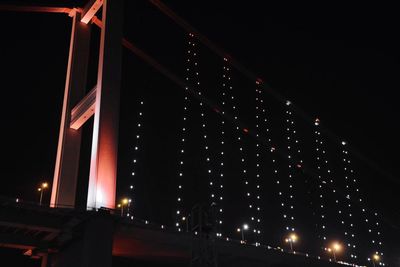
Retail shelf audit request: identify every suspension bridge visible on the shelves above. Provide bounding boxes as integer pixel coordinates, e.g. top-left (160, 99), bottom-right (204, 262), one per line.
top-left (0, 1), bottom-right (393, 267)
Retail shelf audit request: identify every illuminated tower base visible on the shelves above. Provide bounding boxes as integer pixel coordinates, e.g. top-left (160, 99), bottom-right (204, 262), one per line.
top-left (51, 0), bottom-right (123, 210)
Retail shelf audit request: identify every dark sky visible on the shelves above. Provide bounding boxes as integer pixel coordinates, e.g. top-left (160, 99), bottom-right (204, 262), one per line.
top-left (1, 0), bottom-right (399, 265)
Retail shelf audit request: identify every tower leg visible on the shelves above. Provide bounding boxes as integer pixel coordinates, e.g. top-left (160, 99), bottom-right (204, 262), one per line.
top-left (51, 11), bottom-right (91, 208)
top-left (87, 0), bottom-right (124, 210)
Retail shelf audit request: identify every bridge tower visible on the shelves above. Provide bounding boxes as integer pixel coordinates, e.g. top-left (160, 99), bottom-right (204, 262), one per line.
top-left (50, 0), bottom-right (123, 210)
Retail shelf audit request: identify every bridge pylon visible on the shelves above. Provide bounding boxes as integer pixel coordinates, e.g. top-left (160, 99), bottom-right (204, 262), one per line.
top-left (51, 0), bottom-right (123, 210)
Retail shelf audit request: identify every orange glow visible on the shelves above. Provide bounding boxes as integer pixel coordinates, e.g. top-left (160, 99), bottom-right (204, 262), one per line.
top-left (285, 232), bottom-right (298, 243)
top-left (373, 254), bottom-right (380, 261)
top-left (332, 243), bottom-right (341, 251)
top-left (290, 233), bottom-right (298, 242)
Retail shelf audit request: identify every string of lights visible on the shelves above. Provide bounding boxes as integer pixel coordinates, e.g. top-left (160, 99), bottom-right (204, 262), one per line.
top-left (189, 33), bottom-right (220, 232)
top-left (314, 118), bottom-right (346, 262)
top-left (283, 100), bottom-right (301, 234)
top-left (313, 118), bottom-right (330, 244)
top-left (255, 80), bottom-right (284, 245)
top-left (223, 58), bottom-right (258, 241)
top-left (253, 80), bottom-right (269, 244)
top-left (175, 35), bottom-right (196, 232)
top-left (213, 60), bottom-right (233, 238)
top-left (253, 84), bottom-right (288, 245)
top-left (341, 142), bottom-right (385, 265)
top-left (313, 118), bottom-right (350, 259)
top-left (340, 141), bottom-right (359, 260)
top-left (128, 100), bottom-right (145, 218)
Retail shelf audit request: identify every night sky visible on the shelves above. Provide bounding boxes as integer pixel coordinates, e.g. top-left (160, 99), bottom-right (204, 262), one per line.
top-left (1, 1), bottom-right (399, 265)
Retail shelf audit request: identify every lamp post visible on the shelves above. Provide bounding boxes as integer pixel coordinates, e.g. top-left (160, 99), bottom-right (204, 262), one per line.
top-left (285, 233), bottom-right (298, 252)
top-left (237, 224), bottom-right (249, 242)
top-left (127, 198), bottom-right (132, 216)
top-left (118, 198), bottom-right (129, 216)
top-left (327, 242), bottom-right (342, 262)
top-left (37, 182), bottom-right (48, 205)
top-left (371, 254), bottom-right (381, 267)
top-left (121, 198), bottom-right (128, 216)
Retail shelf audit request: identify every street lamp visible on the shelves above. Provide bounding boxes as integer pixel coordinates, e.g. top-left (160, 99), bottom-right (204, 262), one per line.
top-left (37, 182), bottom-right (48, 205)
top-left (371, 254), bottom-right (381, 267)
top-left (127, 198), bottom-right (132, 216)
top-left (237, 224), bottom-right (249, 242)
top-left (285, 233), bottom-right (298, 252)
top-left (327, 242), bottom-right (342, 262)
top-left (118, 198), bottom-right (129, 216)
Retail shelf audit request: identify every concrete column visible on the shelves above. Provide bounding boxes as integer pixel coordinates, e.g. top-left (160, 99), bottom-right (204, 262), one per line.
top-left (51, 11), bottom-right (91, 208)
top-left (52, 213), bottom-right (114, 267)
top-left (87, 0), bottom-right (124, 210)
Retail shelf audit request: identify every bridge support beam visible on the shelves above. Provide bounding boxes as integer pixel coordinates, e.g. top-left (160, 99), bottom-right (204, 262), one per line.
top-left (51, 11), bottom-right (91, 208)
top-left (87, 0), bottom-right (123, 210)
top-left (52, 214), bottom-right (114, 267)
top-left (69, 85), bottom-right (96, 130)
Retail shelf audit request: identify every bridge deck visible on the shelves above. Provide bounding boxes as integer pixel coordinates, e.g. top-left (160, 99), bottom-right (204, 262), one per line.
top-left (0, 198), bottom-right (345, 267)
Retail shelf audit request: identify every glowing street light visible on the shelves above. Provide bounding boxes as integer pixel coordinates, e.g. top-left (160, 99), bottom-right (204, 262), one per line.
top-left (327, 242), bottom-right (342, 262)
top-left (371, 253), bottom-right (381, 267)
top-left (37, 182), bottom-right (48, 205)
top-left (127, 198), bottom-right (132, 216)
top-left (285, 233), bottom-right (298, 252)
top-left (237, 224), bottom-right (249, 242)
top-left (118, 198), bottom-right (129, 216)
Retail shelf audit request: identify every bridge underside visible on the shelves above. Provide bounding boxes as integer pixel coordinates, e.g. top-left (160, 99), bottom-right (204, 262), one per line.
top-left (0, 200), bottom-right (342, 267)
top-left (114, 228), bottom-right (342, 267)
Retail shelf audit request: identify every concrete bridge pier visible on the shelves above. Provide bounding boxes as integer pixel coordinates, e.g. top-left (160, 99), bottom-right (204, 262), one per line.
top-left (51, 213), bottom-right (115, 267)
